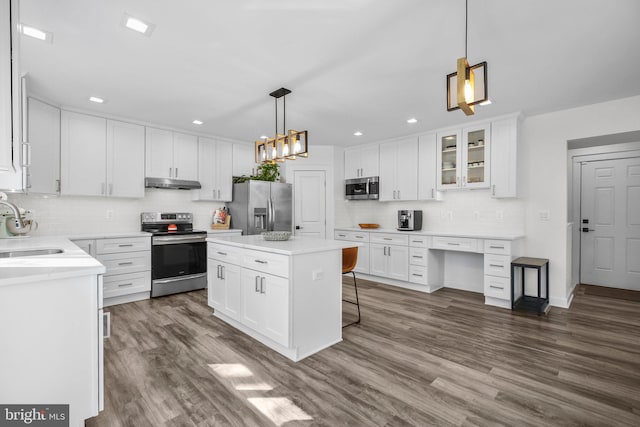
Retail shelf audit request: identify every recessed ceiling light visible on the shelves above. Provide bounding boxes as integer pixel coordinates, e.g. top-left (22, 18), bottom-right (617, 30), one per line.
top-left (479, 100), bottom-right (492, 106)
top-left (21, 24), bottom-right (53, 42)
top-left (407, 118), bottom-right (418, 124)
top-left (353, 131), bottom-right (363, 136)
top-left (122, 13), bottom-right (155, 36)
top-left (89, 96), bottom-right (105, 104)
top-left (192, 120), bottom-right (203, 125)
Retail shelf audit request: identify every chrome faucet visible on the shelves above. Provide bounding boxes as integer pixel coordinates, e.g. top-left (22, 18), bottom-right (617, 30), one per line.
top-left (0, 197), bottom-right (26, 231)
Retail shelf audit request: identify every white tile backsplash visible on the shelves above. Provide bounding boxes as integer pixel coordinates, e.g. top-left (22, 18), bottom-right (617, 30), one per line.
top-left (6, 189), bottom-right (225, 236)
top-left (335, 190), bottom-right (525, 234)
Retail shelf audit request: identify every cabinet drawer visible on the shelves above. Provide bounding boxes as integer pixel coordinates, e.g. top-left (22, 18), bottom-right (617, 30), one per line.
top-left (409, 247), bottom-right (428, 267)
top-left (432, 236), bottom-right (479, 252)
top-left (243, 249), bottom-right (290, 278)
top-left (484, 275), bottom-right (510, 300)
top-left (208, 243), bottom-right (243, 266)
top-left (409, 265), bottom-right (428, 285)
top-left (370, 233), bottom-right (408, 246)
top-left (97, 251), bottom-right (151, 276)
top-left (334, 230), bottom-right (369, 243)
top-left (484, 239), bottom-right (511, 255)
top-left (409, 236), bottom-right (429, 248)
top-left (484, 254), bottom-right (512, 278)
top-left (96, 237), bottom-right (150, 254)
top-left (103, 271), bottom-right (151, 299)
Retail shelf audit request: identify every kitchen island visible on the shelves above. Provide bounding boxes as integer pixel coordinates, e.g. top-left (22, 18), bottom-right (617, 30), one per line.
top-left (206, 235), bottom-right (356, 361)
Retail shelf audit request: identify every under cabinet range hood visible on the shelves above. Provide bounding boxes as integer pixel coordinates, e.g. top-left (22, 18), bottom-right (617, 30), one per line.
top-left (145, 177), bottom-right (202, 190)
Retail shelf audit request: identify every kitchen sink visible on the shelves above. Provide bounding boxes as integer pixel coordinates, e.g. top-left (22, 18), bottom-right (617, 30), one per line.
top-left (0, 248), bottom-right (64, 258)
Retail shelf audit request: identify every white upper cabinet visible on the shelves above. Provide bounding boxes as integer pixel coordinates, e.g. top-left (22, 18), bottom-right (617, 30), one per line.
top-left (145, 128), bottom-right (198, 181)
top-left (106, 120), bottom-right (145, 198)
top-left (193, 137), bottom-right (233, 201)
top-left (232, 143), bottom-right (257, 177)
top-left (145, 127), bottom-right (175, 179)
top-left (61, 111), bottom-right (107, 196)
top-left (0, 0), bottom-right (23, 191)
top-left (379, 137), bottom-right (418, 201)
top-left (490, 116), bottom-right (518, 198)
top-left (27, 98), bottom-right (60, 194)
top-left (172, 132), bottom-right (198, 181)
top-left (437, 123), bottom-right (491, 191)
top-left (61, 111), bottom-right (145, 198)
top-left (417, 132), bottom-right (441, 201)
top-left (344, 145), bottom-right (379, 179)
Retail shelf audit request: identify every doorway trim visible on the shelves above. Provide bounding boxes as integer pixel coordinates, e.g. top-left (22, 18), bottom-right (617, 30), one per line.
top-left (569, 144), bottom-right (640, 288)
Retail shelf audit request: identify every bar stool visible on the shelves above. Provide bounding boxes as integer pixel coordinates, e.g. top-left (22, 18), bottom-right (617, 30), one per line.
top-left (342, 247), bottom-right (361, 328)
top-left (511, 257), bottom-right (549, 315)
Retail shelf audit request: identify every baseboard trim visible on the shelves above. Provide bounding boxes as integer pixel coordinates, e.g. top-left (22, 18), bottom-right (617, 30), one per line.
top-left (356, 273), bottom-right (442, 293)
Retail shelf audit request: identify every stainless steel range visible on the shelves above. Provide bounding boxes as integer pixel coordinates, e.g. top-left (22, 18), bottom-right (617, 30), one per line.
top-left (141, 212), bottom-right (207, 297)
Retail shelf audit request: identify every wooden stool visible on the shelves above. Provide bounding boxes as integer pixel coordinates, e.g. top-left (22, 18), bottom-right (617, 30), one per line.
top-left (511, 257), bottom-right (549, 315)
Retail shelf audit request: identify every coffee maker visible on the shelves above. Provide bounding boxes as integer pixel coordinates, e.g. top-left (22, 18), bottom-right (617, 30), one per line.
top-left (397, 210), bottom-right (422, 231)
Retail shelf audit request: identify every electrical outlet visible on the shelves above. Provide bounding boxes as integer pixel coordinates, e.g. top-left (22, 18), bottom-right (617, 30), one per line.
top-left (496, 210), bottom-right (504, 221)
top-left (539, 210), bottom-right (550, 221)
top-left (312, 269), bottom-right (324, 281)
top-left (105, 210), bottom-right (114, 220)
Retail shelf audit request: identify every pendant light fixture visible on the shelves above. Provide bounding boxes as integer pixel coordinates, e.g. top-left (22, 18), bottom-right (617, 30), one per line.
top-left (255, 88), bottom-right (308, 164)
top-left (446, 0), bottom-right (488, 115)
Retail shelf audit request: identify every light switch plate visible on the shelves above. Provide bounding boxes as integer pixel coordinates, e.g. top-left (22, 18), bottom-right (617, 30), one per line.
top-left (539, 210), bottom-right (550, 221)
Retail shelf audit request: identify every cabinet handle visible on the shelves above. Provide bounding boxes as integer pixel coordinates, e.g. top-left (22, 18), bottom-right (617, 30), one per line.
top-left (489, 245), bottom-right (504, 249)
top-left (355, 236), bottom-right (363, 239)
top-left (447, 242), bottom-right (460, 246)
top-left (260, 277), bottom-right (266, 294)
top-left (88, 243), bottom-right (92, 254)
top-left (492, 185), bottom-right (496, 196)
top-left (412, 255), bottom-right (423, 259)
top-left (217, 251), bottom-right (227, 256)
top-left (217, 265), bottom-right (221, 279)
top-left (393, 190), bottom-right (397, 199)
top-left (383, 237), bottom-right (392, 241)
top-left (221, 266), bottom-right (225, 279)
top-left (56, 179), bottom-right (61, 193)
top-left (397, 190), bottom-right (400, 199)
top-left (118, 244), bottom-right (134, 247)
top-left (109, 183), bottom-right (113, 195)
top-left (338, 234), bottom-right (346, 237)
top-left (175, 168), bottom-right (179, 177)
top-left (431, 188), bottom-right (434, 199)
top-left (413, 240), bottom-right (423, 244)
top-left (383, 246), bottom-right (387, 256)
top-left (255, 276), bottom-right (260, 292)
top-left (118, 262), bottom-right (133, 266)
top-left (388, 246), bottom-right (391, 256)
top-left (489, 264), bottom-right (504, 268)
top-left (489, 285), bottom-right (504, 290)
top-left (218, 189), bottom-right (221, 199)
top-left (412, 274), bottom-right (423, 277)
top-left (254, 259), bottom-right (268, 264)
top-left (118, 283), bottom-right (133, 288)
top-left (463, 175), bottom-right (467, 186)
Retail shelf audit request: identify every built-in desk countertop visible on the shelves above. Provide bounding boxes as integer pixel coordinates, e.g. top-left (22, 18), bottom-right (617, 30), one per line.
top-left (334, 227), bottom-right (524, 241)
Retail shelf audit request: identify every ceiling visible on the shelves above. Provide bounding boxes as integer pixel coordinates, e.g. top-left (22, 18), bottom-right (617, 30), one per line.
top-left (19, 0), bottom-right (640, 146)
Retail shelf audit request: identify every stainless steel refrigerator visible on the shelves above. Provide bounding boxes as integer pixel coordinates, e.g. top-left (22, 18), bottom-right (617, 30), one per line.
top-left (227, 181), bottom-right (293, 235)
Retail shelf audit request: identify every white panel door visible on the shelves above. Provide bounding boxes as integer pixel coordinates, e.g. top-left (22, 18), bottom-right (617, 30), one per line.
top-left (581, 158), bottom-right (640, 290)
top-left (395, 137), bottom-right (418, 200)
top-left (386, 244), bottom-right (409, 281)
top-left (61, 111), bottom-right (106, 196)
top-left (27, 98), bottom-right (60, 194)
top-left (369, 243), bottom-right (388, 277)
top-left (378, 142), bottom-right (397, 201)
top-left (106, 120), bottom-right (144, 198)
top-left (241, 269), bottom-right (264, 330)
top-left (360, 145), bottom-right (380, 177)
top-left (207, 259), bottom-right (224, 310)
top-left (194, 137), bottom-right (216, 200)
top-left (145, 127), bottom-right (173, 179)
top-left (223, 263), bottom-right (242, 321)
top-left (173, 132), bottom-right (198, 180)
top-left (232, 143), bottom-right (256, 177)
top-left (294, 170), bottom-right (326, 238)
top-left (215, 141), bottom-right (233, 201)
top-left (262, 273), bottom-right (289, 347)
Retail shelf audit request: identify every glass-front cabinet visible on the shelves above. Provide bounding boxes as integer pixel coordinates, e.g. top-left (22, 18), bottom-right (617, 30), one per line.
top-left (436, 123), bottom-right (491, 190)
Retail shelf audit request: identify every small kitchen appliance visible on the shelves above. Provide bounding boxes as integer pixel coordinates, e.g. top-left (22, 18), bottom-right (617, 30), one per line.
top-left (141, 212), bottom-right (207, 297)
top-left (397, 210), bottom-right (422, 231)
top-left (345, 176), bottom-right (379, 200)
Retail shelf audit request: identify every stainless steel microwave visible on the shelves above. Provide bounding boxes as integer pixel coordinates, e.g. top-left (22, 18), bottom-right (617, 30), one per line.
top-left (345, 176), bottom-right (379, 200)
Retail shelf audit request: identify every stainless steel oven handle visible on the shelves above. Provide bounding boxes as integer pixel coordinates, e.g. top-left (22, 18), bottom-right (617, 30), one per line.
top-left (153, 273), bottom-right (206, 285)
top-left (153, 235), bottom-right (207, 245)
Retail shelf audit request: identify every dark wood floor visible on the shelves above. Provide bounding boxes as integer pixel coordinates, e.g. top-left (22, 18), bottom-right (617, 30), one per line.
top-left (87, 281), bottom-right (640, 427)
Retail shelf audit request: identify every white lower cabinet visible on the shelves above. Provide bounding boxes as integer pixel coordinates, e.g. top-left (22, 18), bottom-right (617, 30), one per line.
top-left (73, 235), bottom-right (151, 306)
top-left (333, 230), bottom-right (370, 274)
top-left (241, 269), bottom-right (289, 346)
top-left (369, 233), bottom-right (409, 281)
top-left (208, 258), bottom-right (241, 321)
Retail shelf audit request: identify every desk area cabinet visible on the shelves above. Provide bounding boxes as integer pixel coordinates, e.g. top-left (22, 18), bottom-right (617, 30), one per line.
top-left (334, 228), bottom-right (522, 308)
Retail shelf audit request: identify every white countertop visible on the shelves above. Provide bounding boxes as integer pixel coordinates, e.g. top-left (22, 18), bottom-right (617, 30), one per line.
top-left (67, 231), bottom-right (151, 240)
top-left (208, 235), bottom-right (359, 255)
top-left (335, 227), bottom-right (524, 241)
top-left (0, 237), bottom-right (105, 287)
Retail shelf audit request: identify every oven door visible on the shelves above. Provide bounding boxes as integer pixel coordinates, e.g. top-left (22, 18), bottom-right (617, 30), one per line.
top-left (345, 178), bottom-right (369, 200)
top-left (151, 234), bottom-right (207, 280)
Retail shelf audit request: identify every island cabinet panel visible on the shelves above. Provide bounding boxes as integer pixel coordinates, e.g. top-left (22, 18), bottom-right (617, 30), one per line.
top-left (207, 236), bottom-right (346, 361)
